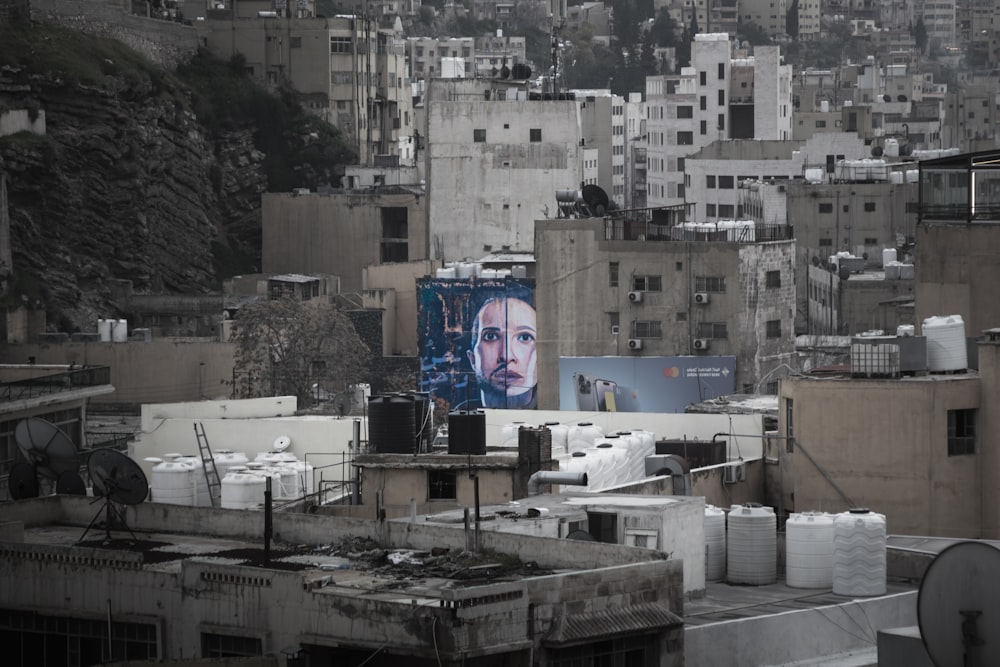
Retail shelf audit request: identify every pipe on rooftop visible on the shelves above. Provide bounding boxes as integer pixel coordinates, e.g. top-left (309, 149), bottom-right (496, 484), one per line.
top-left (527, 471), bottom-right (588, 496)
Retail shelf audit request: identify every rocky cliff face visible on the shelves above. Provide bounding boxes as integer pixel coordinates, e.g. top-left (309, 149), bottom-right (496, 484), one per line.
top-left (0, 60), bottom-right (268, 331)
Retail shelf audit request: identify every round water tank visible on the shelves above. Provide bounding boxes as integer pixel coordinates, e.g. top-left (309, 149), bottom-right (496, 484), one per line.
top-left (501, 422), bottom-right (528, 448)
top-left (884, 261), bottom-right (901, 280)
top-left (568, 422), bottom-right (603, 454)
top-left (888, 171), bottom-right (904, 185)
top-left (896, 324), bottom-right (915, 337)
top-left (881, 247), bottom-right (897, 267)
top-left (456, 262), bottom-right (475, 279)
top-left (448, 410), bottom-right (486, 455)
top-left (832, 509), bottom-right (886, 596)
top-left (727, 503), bottom-right (777, 585)
top-left (705, 505), bottom-right (727, 582)
top-left (369, 395), bottom-right (417, 453)
top-left (269, 465), bottom-right (300, 498)
top-left (905, 169), bottom-right (919, 183)
top-left (281, 459), bottom-right (315, 496)
top-left (543, 422), bottom-right (569, 452)
top-left (221, 467), bottom-right (267, 509)
top-left (436, 267), bottom-right (457, 279)
top-left (214, 450), bottom-right (249, 478)
top-left (820, 100), bottom-right (829, 113)
top-left (149, 458), bottom-right (196, 505)
top-left (786, 512), bottom-right (836, 589)
top-left (98, 319), bottom-right (113, 343)
top-left (480, 268), bottom-right (498, 279)
top-left (884, 138), bottom-right (899, 157)
top-left (176, 456), bottom-right (212, 507)
top-left (923, 314), bottom-right (967, 372)
top-left (112, 319), bottom-right (128, 343)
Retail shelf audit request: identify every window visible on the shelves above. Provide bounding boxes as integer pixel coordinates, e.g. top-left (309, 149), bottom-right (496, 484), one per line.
top-left (718, 90), bottom-right (725, 105)
top-left (947, 409), bottom-right (977, 456)
top-left (864, 237), bottom-right (878, 245)
top-left (700, 96), bottom-right (707, 111)
top-left (429, 470), bottom-right (457, 499)
top-left (864, 202), bottom-right (876, 212)
top-left (678, 105), bottom-right (693, 118)
top-left (718, 63), bottom-right (725, 80)
top-left (695, 276), bottom-right (726, 292)
top-left (529, 128), bottom-right (542, 142)
top-left (696, 322), bottom-right (728, 339)
top-left (766, 320), bottom-right (782, 338)
top-left (331, 37), bottom-right (352, 53)
top-left (380, 207), bottom-right (408, 263)
top-left (718, 113), bottom-right (725, 131)
top-left (707, 175), bottom-right (716, 189)
top-left (675, 261), bottom-right (683, 272)
top-left (706, 204), bottom-right (717, 216)
top-left (766, 270), bottom-right (781, 288)
top-left (608, 311), bottom-right (620, 333)
top-left (819, 203), bottom-right (833, 214)
top-left (677, 158), bottom-right (685, 171)
top-left (719, 175), bottom-right (734, 189)
top-left (819, 238), bottom-right (832, 247)
top-left (632, 275), bottom-right (662, 291)
top-left (785, 398), bottom-right (794, 452)
top-left (718, 204), bottom-right (735, 217)
top-left (678, 131), bottom-right (693, 145)
top-left (676, 311), bottom-right (687, 322)
top-left (290, 36), bottom-right (302, 48)
top-left (202, 633), bottom-right (263, 658)
top-left (609, 262), bottom-right (619, 287)
top-left (632, 320), bottom-right (662, 338)
top-left (473, 129), bottom-right (486, 142)
top-left (815, 120), bottom-right (827, 128)
top-left (699, 71), bottom-right (707, 85)
top-left (700, 120), bottom-right (707, 135)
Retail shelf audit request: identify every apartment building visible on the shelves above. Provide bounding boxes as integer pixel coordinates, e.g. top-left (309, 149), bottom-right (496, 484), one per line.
top-left (574, 89), bottom-right (626, 207)
top-left (406, 36), bottom-right (475, 80)
top-left (739, 0), bottom-right (787, 39)
top-left (644, 36), bottom-right (792, 209)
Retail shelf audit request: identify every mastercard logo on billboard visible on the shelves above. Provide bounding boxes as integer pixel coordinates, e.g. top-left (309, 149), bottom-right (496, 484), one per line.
top-left (663, 367), bottom-right (681, 378)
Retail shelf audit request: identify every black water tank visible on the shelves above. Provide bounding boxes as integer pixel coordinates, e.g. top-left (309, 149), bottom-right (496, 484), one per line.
top-left (411, 392), bottom-right (433, 452)
top-left (448, 410), bottom-right (486, 455)
top-left (369, 395), bottom-right (417, 453)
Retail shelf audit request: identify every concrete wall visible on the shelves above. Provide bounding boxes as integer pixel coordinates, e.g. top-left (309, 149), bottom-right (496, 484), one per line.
top-left (360, 464), bottom-right (517, 518)
top-left (363, 259), bottom-right (441, 356)
top-left (2, 339), bottom-right (236, 405)
top-left (780, 374), bottom-right (983, 536)
top-left (685, 591), bottom-right (917, 667)
top-left (262, 191), bottom-right (428, 294)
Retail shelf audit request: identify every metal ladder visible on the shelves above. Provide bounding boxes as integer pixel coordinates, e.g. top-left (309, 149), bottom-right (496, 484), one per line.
top-left (193, 422), bottom-right (222, 507)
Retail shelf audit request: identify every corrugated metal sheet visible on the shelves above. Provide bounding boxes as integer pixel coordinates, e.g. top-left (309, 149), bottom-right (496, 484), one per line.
top-left (543, 602), bottom-right (683, 647)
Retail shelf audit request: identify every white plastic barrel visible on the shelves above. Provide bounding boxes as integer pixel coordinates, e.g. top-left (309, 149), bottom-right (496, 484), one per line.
top-left (727, 503), bottom-right (777, 585)
top-left (832, 509), bottom-right (887, 596)
top-left (705, 505), bottom-right (727, 582)
top-left (786, 512), bottom-right (835, 589)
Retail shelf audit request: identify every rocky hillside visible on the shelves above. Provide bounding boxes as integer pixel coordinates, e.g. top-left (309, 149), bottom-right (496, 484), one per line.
top-left (0, 21), bottom-right (354, 332)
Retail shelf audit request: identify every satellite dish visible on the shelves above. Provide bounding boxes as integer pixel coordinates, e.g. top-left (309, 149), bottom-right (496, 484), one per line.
top-left (511, 63), bottom-right (532, 80)
top-left (273, 435), bottom-right (292, 452)
top-left (88, 449), bottom-right (148, 505)
top-left (871, 145), bottom-right (884, 157)
top-left (839, 266), bottom-right (851, 281)
top-left (333, 394), bottom-right (352, 418)
top-left (581, 184), bottom-right (609, 217)
top-left (8, 462), bottom-right (40, 500)
top-left (500, 64), bottom-right (510, 79)
top-left (56, 471), bottom-right (87, 495)
top-left (918, 541), bottom-right (1000, 667)
top-left (15, 418), bottom-right (80, 480)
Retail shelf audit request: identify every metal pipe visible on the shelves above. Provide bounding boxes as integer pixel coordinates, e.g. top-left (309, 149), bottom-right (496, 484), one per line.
top-left (527, 471), bottom-right (588, 496)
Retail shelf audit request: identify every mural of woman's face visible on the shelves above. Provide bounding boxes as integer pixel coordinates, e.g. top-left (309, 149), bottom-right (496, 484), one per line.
top-left (468, 297), bottom-right (537, 399)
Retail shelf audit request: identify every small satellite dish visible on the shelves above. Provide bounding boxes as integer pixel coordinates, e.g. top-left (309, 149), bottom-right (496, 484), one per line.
top-left (55, 471), bottom-right (87, 495)
top-left (273, 435), bottom-right (292, 452)
top-left (88, 449), bottom-right (148, 506)
top-left (15, 418), bottom-right (80, 480)
top-left (918, 541), bottom-right (1000, 667)
top-left (566, 529), bottom-right (596, 541)
top-left (333, 394), bottom-right (352, 418)
top-left (8, 462), bottom-right (40, 500)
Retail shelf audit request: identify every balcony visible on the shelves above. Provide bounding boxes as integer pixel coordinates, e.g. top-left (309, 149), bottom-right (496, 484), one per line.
top-left (918, 149), bottom-right (1000, 224)
top-left (0, 366), bottom-right (112, 402)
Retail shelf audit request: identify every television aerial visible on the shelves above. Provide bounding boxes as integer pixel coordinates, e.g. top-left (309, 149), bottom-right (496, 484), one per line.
top-left (333, 393), bottom-right (352, 418)
top-left (917, 541), bottom-right (1000, 666)
top-left (80, 448), bottom-right (149, 544)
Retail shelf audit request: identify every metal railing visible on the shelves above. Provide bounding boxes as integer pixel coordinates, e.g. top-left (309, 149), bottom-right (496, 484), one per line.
top-left (0, 366), bottom-right (111, 402)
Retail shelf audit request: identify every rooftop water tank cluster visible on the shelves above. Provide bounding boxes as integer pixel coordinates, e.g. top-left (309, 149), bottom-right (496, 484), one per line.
top-left (562, 426), bottom-right (656, 492)
top-left (435, 262), bottom-right (517, 280)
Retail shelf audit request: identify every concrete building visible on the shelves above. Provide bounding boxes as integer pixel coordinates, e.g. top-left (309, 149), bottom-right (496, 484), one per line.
top-left (203, 15), bottom-right (413, 165)
top-left (424, 78), bottom-right (582, 260)
top-left (796, 0), bottom-right (821, 40)
top-left (565, 2), bottom-right (613, 45)
top-left (534, 217), bottom-right (797, 404)
top-left (406, 36), bottom-right (475, 80)
top-left (473, 33), bottom-right (527, 78)
top-left (362, 259), bottom-right (440, 357)
top-left (738, 0), bottom-right (787, 39)
top-left (914, 150), bottom-right (1000, 337)
top-left (916, 0), bottom-right (957, 50)
top-left (625, 92), bottom-right (647, 210)
top-left (644, 36), bottom-right (792, 209)
top-left (261, 186), bottom-right (428, 294)
top-left (572, 89), bottom-right (625, 207)
top-left (806, 264), bottom-right (915, 336)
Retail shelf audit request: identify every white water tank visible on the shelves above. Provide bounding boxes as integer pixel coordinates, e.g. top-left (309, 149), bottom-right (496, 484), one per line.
top-left (480, 268), bottom-right (498, 279)
top-left (923, 314), bottom-right (967, 372)
top-left (543, 422), bottom-right (569, 452)
top-left (881, 247), bottom-right (897, 267)
top-left (905, 169), bottom-right (919, 183)
top-left (221, 466), bottom-right (266, 509)
top-left (112, 319), bottom-right (128, 343)
top-left (705, 505), bottom-right (727, 582)
top-left (177, 455), bottom-right (212, 506)
top-left (820, 100), bottom-right (829, 113)
top-left (568, 422), bottom-right (603, 454)
top-left (436, 267), bottom-right (456, 279)
top-left (214, 450), bottom-right (249, 478)
top-left (511, 265), bottom-right (528, 279)
top-left (786, 512), bottom-right (836, 589)
top-left (896, 324), bottom-right (915, 337)
top-left (98, 319), bottom-right (113, 342)
top-left (804, 168), bottom-right (825, 184)
top-left (832, 509), bottom-right (886, 596)
top-left (888, 171), bottom-right (904, 185)
top-left (501, 422), bottom-right (528, 448)
top-left (884, 138), bottom-right (899, 157)
top-left (884, 261), bottom-right (901, 280)
top-left (456, 262), bottom-right (475, 279)
top-left (146, 457), bottom-right (195, 506)
top-left (727, 503), bottom-right (776, 585)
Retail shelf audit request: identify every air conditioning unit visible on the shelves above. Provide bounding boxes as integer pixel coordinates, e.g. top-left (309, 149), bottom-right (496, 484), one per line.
top-left (627, 338), bottom-right (643, 350)
top-left (693, 338), bottom-right (711, 351)
top-left (723, 462), bottom-right (745, 484)
top-left (694, 292), bottom-right (711, 305)
top-left (611, 325), bottom-right (620, 335)
top-left (778, 184), bottom-right (787, 192)
top-left (628, 291), bottom-right (643, 303)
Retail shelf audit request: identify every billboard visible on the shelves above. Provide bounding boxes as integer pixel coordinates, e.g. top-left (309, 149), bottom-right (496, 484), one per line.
top-left (559, 356), bottom-right (737, 413)
top-left (418, 277), bottom-right (536, 411)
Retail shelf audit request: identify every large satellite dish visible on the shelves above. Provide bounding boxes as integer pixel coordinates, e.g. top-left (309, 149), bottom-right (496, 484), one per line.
top-left (918, 541), bottom-right (1000, 666)
top-left (581, 184), bottom-right (610, 217)
top-left (15, 417), bottom-right (80, 480)
top-left (333, 393), bottom-right (352, 418)
top-left (80, 449), bottom-right (148, 544)
top-left (8, 462), bottom-right (40, 500)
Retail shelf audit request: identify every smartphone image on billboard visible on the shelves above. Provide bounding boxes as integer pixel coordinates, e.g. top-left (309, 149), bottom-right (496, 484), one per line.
top-left (574, 373), bottom-right (640, 412)
top-left (574, 372), bottom-right (600, 411)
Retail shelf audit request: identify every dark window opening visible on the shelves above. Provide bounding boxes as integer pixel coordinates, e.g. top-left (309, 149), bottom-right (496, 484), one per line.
top-left (429, 470), bottom-right (457, 499)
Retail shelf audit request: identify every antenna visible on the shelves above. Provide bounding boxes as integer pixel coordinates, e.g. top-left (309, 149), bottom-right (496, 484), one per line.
top-left (15, 417), bottom-right (80, 480)
top-left (80, 449), bottom-right (149, 545)
top-left (918, 541), bottom-right (1000, 667)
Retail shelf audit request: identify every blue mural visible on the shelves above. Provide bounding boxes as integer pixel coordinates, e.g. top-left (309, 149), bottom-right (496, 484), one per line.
top-left (418, 277), bottom-right (537, 411)
top-left (559, 356), bottom-right (737, 413)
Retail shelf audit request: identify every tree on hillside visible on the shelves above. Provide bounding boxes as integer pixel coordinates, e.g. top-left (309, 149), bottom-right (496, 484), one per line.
top-left (738, 21), bottom-right (773, 47)
top-left (786, 0), bottom-right (799, 41)
top-left (229, 296), bottom-right (371, 408)
top-left (913, 18), bottom-right (928, 54)
top-left (676, 24), bottom-right (691, 69)
top-left (651, 9), bottom-right (680, 47)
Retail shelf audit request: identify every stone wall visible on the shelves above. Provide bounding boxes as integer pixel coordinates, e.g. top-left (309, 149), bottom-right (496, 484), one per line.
top-left (30, 0), bottom-right (202, 68)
